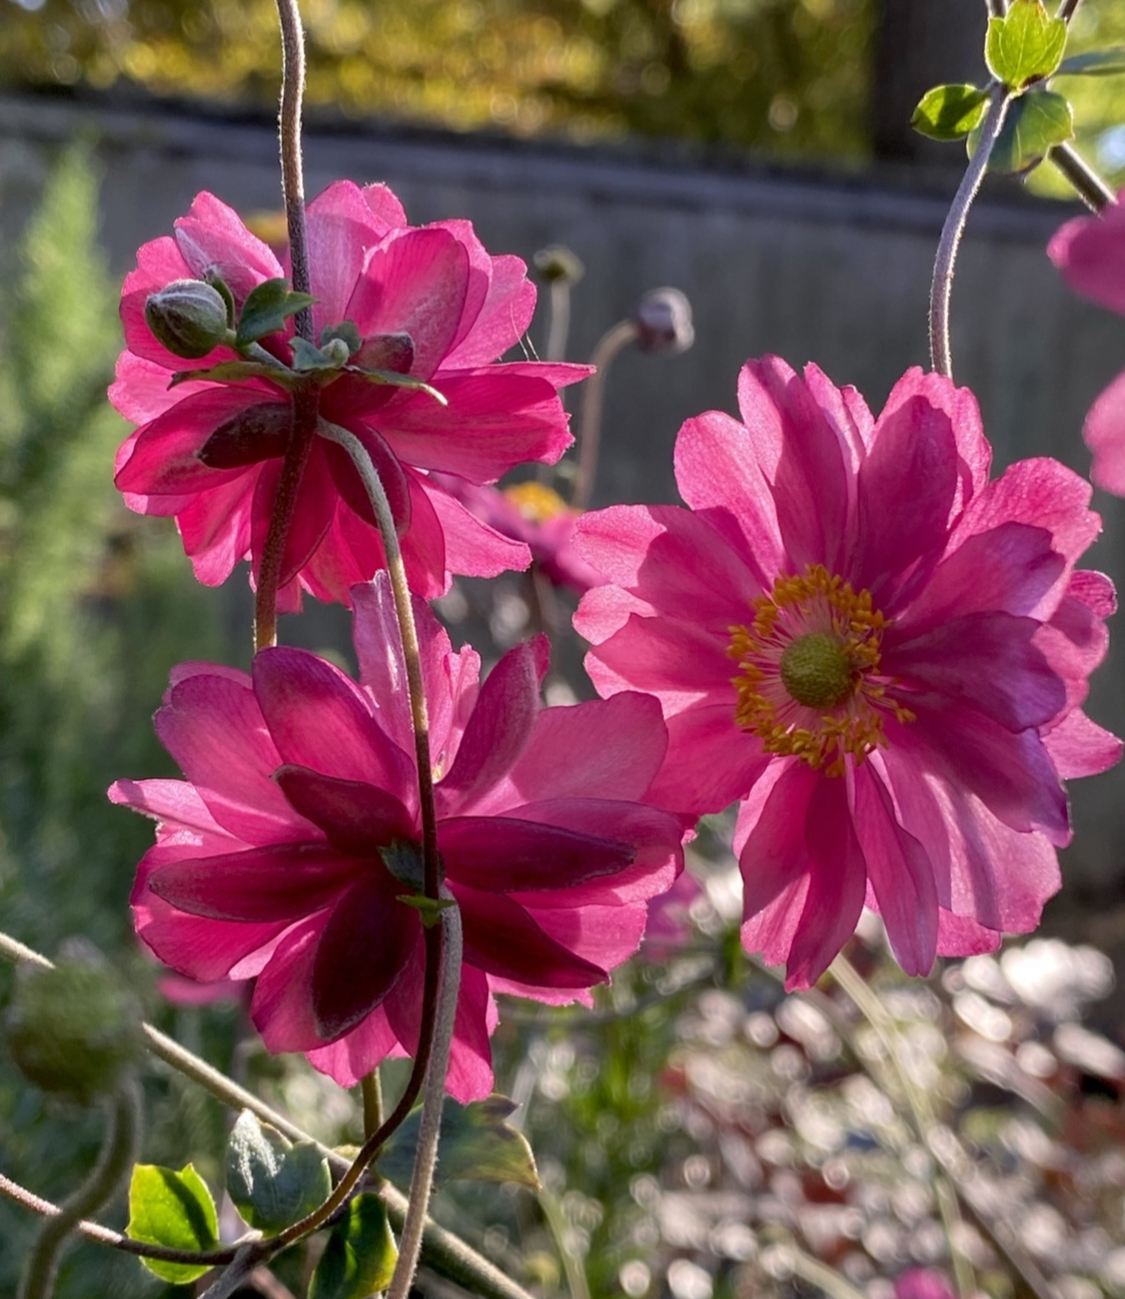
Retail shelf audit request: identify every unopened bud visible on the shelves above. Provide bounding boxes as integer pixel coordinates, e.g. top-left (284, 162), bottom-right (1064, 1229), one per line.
top-left (145, 278), bottom-right (231, 359)
top-left (633, 287), bottom-right (694, 356)
top-left (534, 245), bottom-right (585, 286)
top-left (6, 942), bottom-right (143, 1105)
top-left (320, 337), bottom-right (352, 368)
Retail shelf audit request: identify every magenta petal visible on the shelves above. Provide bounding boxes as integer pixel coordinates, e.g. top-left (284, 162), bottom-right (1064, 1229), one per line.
top-left (443, 253), bottom-right (536, 367)
top-left (1049, 195), bottom-right (1125, 315)
top-left (249, 445), bottom-right (335, 590)
top-left (935, 909), bottom-right (1002, 957)
top-left (323, 422), bottom-right (411, 534)
top-left (854, 392), bottom-right (958, 605)
top-left (438, 637), bottom-right (549, 810)
top-left (853, 765), bottom-right (938, 976)
top-left (1084, 370), bottom-right (1125, 496)
top-left (452, 884), bottom-right (608, 988)
top-left (440, 815), bottom-right (634, 891)
top-left (311, 875), bottom-right (420, 1039)
top-left (174, 192), bottom-right (282, 302)
top-left (442, 964), bottom-right (497, 1103)
top-left (890, 611), bottom-right (1066, 733)
top-left (275, 766), bottom-right (417, 854)
top-left (176, 472), bottom-right (255, 586)
top-left (305, 181), bottom-right (390, 332)
top-left (252, 647), bottom-right (416, 795)
top-left (1043, 709), bottom-right (1123, 778)
top-left (649, 702), bottom-right (771, 816)
top-left (305, 1005), bottom-right (402, 1089)
top-left (149, 842), bottom-right (355, 921)
top-left (425, 482), bottom-right (532, 579)
top-left (251, 917), bottom-right (323, 1052)
top-left (348, 227), bottom-right (469, 380)
top-left (735, 760), bottom-right (820, 921)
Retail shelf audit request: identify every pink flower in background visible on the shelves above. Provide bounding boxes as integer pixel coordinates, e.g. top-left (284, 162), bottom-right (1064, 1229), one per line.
top-left (112, 182), bottom-right (587, 608)
top-left (111, 576), bottom-right (682, 1101)
top-left (1049, 194), bottom-right (1125, 494)
top-left (434, 476), bottom-right (606, 594)
top-left (893, 1270), bottom-right (955, 1299)
top-left (575, 357), bottom-right (1120, 989)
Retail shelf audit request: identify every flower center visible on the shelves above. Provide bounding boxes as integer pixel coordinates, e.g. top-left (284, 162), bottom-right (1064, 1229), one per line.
top-left (503, 481), bottom-right (572, 523)
top-left (728, 564), bottom-right (914, 776)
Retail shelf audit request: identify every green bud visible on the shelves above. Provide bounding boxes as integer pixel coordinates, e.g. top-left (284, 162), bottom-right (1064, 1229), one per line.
top-left (533, 244), bottom-right (585, 285)
top-left (319, 337), bottom-right (352, 368)
top-left (144, 279), bottom-right (231, 359)
top-left (6, 942), bottom-right (143, 1105)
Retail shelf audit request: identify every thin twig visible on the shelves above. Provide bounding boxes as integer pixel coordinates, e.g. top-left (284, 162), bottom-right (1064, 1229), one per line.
top-left (930, 86), bottom-right (1010, 380)
top-left (571, 318), bottom-right (638, 510)
top-left (1057, 0), bottom-right (1082, 21)
top-left (1050, 142), bottom-right (1118, 212)
top-left (387, 900), bottom-right (463, 1299)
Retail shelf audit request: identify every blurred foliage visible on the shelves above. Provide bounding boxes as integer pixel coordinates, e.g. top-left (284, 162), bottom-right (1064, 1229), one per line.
top-left (0, 144), bottom-right (233, 1297)
top-left (0, 0), bottom-right (872, 157)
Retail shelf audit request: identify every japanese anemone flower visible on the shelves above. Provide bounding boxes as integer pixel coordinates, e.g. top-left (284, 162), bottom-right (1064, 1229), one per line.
top-left (111, 182), bottom-right (586, 608)
top-left (111, 576), bottom-right (683, 1100)
top-left (574, 357), bottom-right (1120, 988)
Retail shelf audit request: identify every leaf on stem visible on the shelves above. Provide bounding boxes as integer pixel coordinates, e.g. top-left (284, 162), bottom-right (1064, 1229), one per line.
top-left (970, 88), bottom-right (1073, 173)
top-left (985, 0), bottom-right (1068, 88)
top-left (126, 1163), bottom-right (220, 1284)
top-left (377, 1095), bottom-right (541, 1191)
top-left (1054, 47), bottom-right (1125, 77)
top-left (309, 1193), bottom-right (398, 1299)
top-left (911, 84), bottom-right (989, 140)
top-left (345, 365), bottom-right (449, 405)
top-left (236, 278), bottom-right (316, 346)
top-left (169, 360), bottom-right (296, 388)
top-left (226, 1110), bottom-right (332, 1234)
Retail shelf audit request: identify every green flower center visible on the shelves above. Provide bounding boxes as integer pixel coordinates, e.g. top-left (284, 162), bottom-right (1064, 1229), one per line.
top-left (779, 632), bottom-right (856, 709)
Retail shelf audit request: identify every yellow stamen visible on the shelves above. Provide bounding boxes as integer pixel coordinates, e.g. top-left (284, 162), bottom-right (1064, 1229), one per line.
top-left (503, 481), bottom-right (571, 524)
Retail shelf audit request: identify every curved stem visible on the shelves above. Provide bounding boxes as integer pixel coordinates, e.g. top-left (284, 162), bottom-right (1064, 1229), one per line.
top-left (929, 86), bottom-right (1010, 380)
top-left (1050, 142), bottom-right (1117, 212)
top-left (387, 899), bottom-right (463, 1299)
top-left (362, 1069), bottom-right (385, 1138)
top-left (275, 0), bottom-right (313, 340)
top-left (18, 1079), bottom-right (145, 1298)
top-left (571, 318), bottom-right (639, 510)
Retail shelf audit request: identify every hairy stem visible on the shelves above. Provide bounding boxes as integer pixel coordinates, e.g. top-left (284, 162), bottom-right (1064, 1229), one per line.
top-left (1050, 142), bottom-right (1117, 212)
top-left (362, 1069), bottom-right (385, 1138)
top-left (572, 318), bottom-right (639, 510)
top-left (387, 900), bottom-right (463, 1299)
top-left (929, 86), bottom-right (1009, 380)
top-left (18, 1079), bottom-right (145, 1298)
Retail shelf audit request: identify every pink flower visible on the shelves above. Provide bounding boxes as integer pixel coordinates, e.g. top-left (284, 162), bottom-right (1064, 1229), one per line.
top-left (1049, 194), bottom-right (1125, 494)
top-left (112, 183), bottom-right (587, 607)
top-left (110, 575), bottom-right (683, 1100)
top-left (574, 357), bottom-right (1120, 989)
top-left (434, 476), bottom-right (606, 594)
top-left (893, 1270), bottom-right (955, 1299)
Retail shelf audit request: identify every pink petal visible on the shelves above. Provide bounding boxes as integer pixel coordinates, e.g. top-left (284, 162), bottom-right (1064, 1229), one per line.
top-left (1048, 194), bottom-right (1125, 315)
top-left (1042, 708), bottom-right (1123, 778)
top-left (174, 191), bottom-right (283, 303)
top-left (443, 252), bottom-right (537, 367)
top-left (177, 471), bottom-right (256, 586)
top-left (648, 702), bottom-right (771, 816)
top-left (425, 481), bottom-right (532, 579)
top-left (305, 1005), bottom-right (402, 1089)
top-left (439, 815), bottom-right (635, 891)
top-left (1083, 370), bottom-right (1125, 496)
top-left (274, 766), bottom-right (417, 852)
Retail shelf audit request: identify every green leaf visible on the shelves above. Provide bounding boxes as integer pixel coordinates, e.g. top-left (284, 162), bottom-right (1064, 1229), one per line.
top-left (970, 88), bottom-right (1073, 174)
top-left (236, 277), bottom-right (316, 346)
top-left (320, 320), bottom-right (362, 355)
top-left (345, 365), bottom-right (449, 405)
top-left (309, 1194), bottom-right (398, 1299)
top-left (204, 271), bottom-right (236, 328)
top-left (226, 1110), bottom-right (332, 1234)
top-left (911, 84), bottom-right (989, 140)
top-left (378, 1095), bottom-right (541, 1191)
top-left (985, 0), bottom-right (1067, 88)
top-left (126, 1163), bottom-right (220, 1285)
top-left (169, 359), bottom-right (294, 387)
top-left (289, 335), bottom-right (344, 372)
top-left (1054, 47), bottom-right (1125, 78)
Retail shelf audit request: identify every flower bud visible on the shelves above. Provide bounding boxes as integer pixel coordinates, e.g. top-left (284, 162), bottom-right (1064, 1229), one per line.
top-left (144, 278), bottom-right (231, 359)
top-left (633, 287), bottom-right (694, 356)
top-left (533, 244), bottom-right (585, 286)
top-left (5, 941), bottom-right (143, 1105)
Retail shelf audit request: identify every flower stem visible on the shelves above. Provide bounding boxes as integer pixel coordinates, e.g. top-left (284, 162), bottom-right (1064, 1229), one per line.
top-left (929, 86), bottom-right (1010, 381)
top-left (361, 1069), bottom-right (385, 1138)
top-left (1050, 142), bottom-right (1118, 212)
top-left (387, 898), bottom-right (463, 1299)
top-left (1058, 0), bottom-right (1083, 21)
top-left (18, 1079), bottom-right (146, 1298)
top-left (571, 318), bottom-right (639, 510)
top-left (254, 0), bottom-right (315, 652)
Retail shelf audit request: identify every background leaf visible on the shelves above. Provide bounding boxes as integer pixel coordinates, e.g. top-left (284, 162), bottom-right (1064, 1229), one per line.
top-left (126, 1163), bottom-right (219, 1284)
top-left (226, 1109), bottom-right (332, 1234)
top-left (911, 83), bottom-right (988, 140)
top-left (309, 1193), bottom-right (398, 1299)
top-left (971, 88), bottom-right (1073, 173)
top-left (377, 1095), bottom-right (541, 1191)
top-left (986, 0), bottom-right (1067, 87)
top-left (1054, 47), bottom-right (1125, 77)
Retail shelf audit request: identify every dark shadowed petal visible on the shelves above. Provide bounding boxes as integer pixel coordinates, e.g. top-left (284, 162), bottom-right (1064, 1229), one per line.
top-left (452, 884), bottom-right (608, 988)
top-left (311, 875), bottom-right (420, 1039)
top-left (439, 815), bottom-right (634, 891)
top-left (275, 765), bottom-right (416, 854)
top-left (149, 842), bottom-right (355, 921)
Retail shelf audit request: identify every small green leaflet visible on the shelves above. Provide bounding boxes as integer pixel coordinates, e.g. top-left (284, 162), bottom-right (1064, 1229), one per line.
top-left (985, 0), bottom-right (1067, 89)
top-left (320, 320), bottom-right (362, 355)
top-left (226, 1110), bottom-right (332, 1234)
top-left (169, 359), bottom-right (295, 388)
top-left (236, 277), bottom-right (316, 346)
top-left (126, 1163), bottom-right (220, 1285)
top-left (309, 1194), bottom-right (398, 1299)
top-left (911, 84), bottom-right (989, 141)
top-left (970, 89), bottom-right (1073, 174)
top-left (345, 365), bottom-right (449, 405)
top-left (377, 1095), bottom-right (541, 1191)
top-left (1054, 47), bottom-right (1125, 78)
